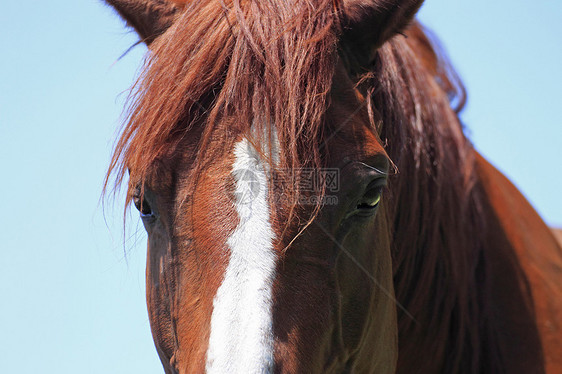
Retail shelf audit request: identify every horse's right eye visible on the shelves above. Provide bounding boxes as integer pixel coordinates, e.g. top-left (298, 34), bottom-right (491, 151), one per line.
top-left (133, 194), bottom-right (153, 218)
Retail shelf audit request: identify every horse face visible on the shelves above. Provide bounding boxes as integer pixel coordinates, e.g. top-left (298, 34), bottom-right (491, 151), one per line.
top-left (136, 80), bottom-right (395, 373)
top-left (106, 0), bottom-right (423, 372)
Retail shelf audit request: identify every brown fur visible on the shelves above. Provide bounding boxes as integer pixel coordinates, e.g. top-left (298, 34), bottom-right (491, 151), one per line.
top-left (104, 1), bottom-right (562, 372)
top-left (105, 0), bottom-right (180, 44)
top-left (552, 228), bottom-right (562, 247)
top-left (106, 0), bottom-right (339, 222)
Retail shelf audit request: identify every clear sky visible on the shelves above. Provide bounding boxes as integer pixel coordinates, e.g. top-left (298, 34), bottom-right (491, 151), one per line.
top-left (1, 1), bottom-right (560, 373)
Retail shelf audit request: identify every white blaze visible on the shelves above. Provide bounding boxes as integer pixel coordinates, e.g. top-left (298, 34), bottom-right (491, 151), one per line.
top-left (205, 138), bottom-right (277, 373)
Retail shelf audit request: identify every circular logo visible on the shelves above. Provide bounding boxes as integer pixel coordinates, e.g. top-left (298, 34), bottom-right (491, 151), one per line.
top-left (233, 167), bottom-right (262, 205)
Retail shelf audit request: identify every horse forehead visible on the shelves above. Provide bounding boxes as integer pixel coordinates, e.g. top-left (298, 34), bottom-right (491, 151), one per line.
top-left (325, 113), bottom-right (388, 162)
top-left (185, 129), bottom-right (277, 224)
top-left (326, 66), bottom-right (387, 159)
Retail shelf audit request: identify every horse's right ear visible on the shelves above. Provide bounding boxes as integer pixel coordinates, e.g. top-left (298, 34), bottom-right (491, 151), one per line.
top-left (339, 0), bottom-right (424, 74)
top-left (105, 0), bottom-right (188, 46)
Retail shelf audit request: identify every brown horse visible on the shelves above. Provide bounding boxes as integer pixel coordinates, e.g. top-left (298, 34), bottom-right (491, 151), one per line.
top-left (553, 229), bottom-right (562, 248)
top-left (104, 1), bottom-right (562, 373)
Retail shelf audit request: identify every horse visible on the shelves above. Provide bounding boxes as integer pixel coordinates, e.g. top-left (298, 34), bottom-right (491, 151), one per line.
top-left (103, 1), bottom-right (562, 373)
top-left (553, 228), bottom-right (562, 248)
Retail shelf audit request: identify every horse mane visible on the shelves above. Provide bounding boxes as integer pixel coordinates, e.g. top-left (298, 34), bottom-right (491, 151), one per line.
top-left (106, 1), bottom-right (514, 372)
top-left (106, 0), bottom-right (341, 213)
top-left (373, 26), bottom-right (508, 373)
top-left (339, 16), bottom-right (520, 372)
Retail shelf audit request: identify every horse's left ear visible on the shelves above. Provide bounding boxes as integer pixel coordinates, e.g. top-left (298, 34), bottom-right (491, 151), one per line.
top-left (105, 0), bottom-right (189, 46)
top-left (339, 0), bottom-right (424, 73)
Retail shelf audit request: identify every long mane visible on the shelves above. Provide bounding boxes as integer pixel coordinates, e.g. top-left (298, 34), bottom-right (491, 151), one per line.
top-left (374, 27), bottom-right (491, 372)
top-left (375, 24), bottom-right (541, 373)
top-left (107, 1), bottom-right (513, 372)
top-left (106, 0), bottom-right (341, 212)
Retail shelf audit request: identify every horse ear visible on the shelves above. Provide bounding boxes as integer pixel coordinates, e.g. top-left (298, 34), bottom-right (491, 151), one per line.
top-left (105, 0), bottom-right (187, 45)
top-left (339, 0), bottom-right (424, 73)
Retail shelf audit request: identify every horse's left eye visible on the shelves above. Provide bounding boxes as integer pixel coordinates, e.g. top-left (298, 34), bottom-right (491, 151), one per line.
top-left (133, 194), bottom-right (153, 218)
top-left (357, 186), bottom-right (383, 212)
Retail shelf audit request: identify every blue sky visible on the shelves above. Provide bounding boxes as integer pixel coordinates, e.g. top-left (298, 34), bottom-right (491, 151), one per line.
top-left (0, 1), bottom-right (560, 373)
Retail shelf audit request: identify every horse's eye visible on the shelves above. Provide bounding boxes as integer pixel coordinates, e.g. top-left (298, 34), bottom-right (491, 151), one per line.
top-left (357, 186), bottom-right (383, 212)
top-left (133, 194), bottom-right (153, 218)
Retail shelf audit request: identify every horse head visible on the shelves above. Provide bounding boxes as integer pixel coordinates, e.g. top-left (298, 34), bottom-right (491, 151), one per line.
top-left (104, 1), bottom-right (425, 372)
top-left (105, 1), bottom-right (562, 374)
